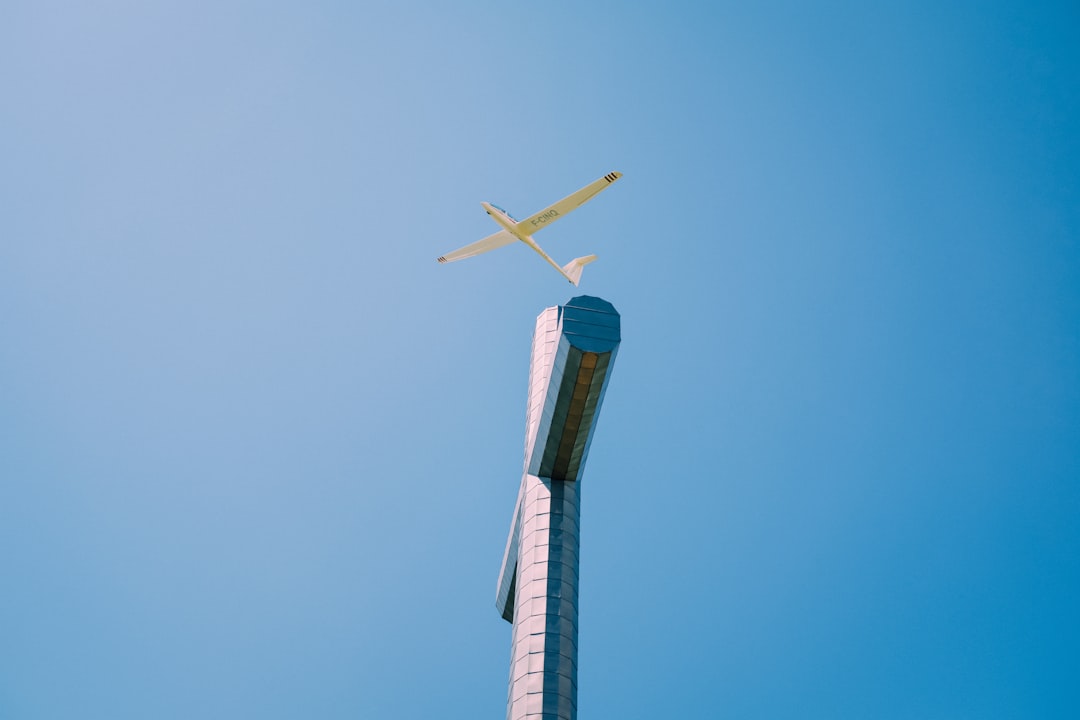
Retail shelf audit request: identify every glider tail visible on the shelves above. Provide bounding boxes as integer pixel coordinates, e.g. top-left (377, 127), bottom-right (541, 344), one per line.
top-left (562, 254), bottom-right (597, 286)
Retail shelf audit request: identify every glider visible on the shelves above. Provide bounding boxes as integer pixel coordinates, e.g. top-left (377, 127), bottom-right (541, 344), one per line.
top-left (437, 171), bottom-right (623, 285)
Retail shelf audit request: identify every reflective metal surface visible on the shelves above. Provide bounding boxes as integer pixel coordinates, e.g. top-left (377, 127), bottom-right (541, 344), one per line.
top-left (497, 296), bottom-right (620, 720)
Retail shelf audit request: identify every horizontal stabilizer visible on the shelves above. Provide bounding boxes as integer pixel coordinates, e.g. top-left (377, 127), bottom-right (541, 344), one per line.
top-left (561, 254), bottom-right (597, 286)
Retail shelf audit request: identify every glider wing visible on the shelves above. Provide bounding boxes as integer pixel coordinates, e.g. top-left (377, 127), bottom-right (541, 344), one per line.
top-left (437, 230), bottom-right (516, 264)
top-left (516, 171), bottom-right (622, 235)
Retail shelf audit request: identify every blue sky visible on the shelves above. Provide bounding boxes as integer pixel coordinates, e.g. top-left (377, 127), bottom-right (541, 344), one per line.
top-left (2, 2), bottom-right (1078, 718)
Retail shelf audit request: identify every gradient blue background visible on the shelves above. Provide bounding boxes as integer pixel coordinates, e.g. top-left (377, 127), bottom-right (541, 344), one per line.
top-left (2, 2), bottom-right (1078, 718)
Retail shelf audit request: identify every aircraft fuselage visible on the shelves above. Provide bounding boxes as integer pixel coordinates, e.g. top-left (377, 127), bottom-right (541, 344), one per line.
top-left (482, 203), bottom-right (526, 239)
top-left (482, 201), bottom-right (550, 259)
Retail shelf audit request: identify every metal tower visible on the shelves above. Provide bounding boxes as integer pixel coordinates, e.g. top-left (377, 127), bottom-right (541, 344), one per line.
top-left (495, 296), bottom-right (621, 720)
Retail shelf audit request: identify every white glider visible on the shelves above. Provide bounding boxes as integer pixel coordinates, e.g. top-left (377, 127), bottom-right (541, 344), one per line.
top-left (437, 171), bottom-right (623, 285)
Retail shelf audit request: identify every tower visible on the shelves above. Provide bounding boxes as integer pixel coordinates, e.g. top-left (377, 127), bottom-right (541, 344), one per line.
top-left (495, 296), bottom-right (621, 720)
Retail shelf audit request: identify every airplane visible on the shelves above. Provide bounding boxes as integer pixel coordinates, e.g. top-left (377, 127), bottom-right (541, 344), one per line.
top-left (437, 171), bottom-right (623, 285)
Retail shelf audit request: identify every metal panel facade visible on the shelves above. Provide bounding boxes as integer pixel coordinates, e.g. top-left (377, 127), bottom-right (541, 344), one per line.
top-left (496, 296), bottom-right (620, 720)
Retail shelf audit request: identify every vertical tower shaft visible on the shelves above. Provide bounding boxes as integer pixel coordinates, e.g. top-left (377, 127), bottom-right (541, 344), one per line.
top-left (506, 475), bottom-right (580, 719)
top-left (495, 297), bottom-right (621, 720)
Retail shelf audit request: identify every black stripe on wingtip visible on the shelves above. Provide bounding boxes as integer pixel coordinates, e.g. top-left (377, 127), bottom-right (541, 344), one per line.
top-left (437, 257), bottom-right (446, 263)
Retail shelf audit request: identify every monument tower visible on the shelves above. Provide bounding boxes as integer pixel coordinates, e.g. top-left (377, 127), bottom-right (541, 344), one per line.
top-left (495, 296), bottom-right (621, 720)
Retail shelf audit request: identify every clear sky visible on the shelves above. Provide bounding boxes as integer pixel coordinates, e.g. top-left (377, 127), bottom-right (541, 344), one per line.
top-left (2, 2), bottom-right (1078, 718)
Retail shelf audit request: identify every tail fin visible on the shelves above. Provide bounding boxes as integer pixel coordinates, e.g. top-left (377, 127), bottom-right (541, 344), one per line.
top-left (561, 254), bottom-right (597, 286)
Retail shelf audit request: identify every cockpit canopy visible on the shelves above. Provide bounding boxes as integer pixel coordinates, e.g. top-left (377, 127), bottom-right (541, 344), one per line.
top-left (491, 204), bottom-right (516, 221)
